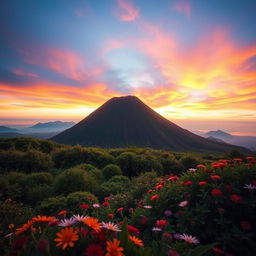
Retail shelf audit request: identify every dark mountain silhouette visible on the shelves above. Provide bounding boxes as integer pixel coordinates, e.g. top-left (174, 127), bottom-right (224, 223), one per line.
top-left (52, 96), bottom-right (249, 153)
top-left (0, 126), bottom-right (18, 133)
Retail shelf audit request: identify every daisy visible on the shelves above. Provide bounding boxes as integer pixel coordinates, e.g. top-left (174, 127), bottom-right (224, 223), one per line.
top-left (244, 184), bottom-right (256, 190)
top-left (58, 217), bottom-right (77, 227)
top-left (128, 235), bottom-right (144, 247)
top-left (180, 234), bottom-right (199, 244)
top-left (101, 222), bottom-right (121, 232)
top-left (84, 217), bottom-right (101, 232)
top-left (73, 214), bottom-right (87, 222)
top-left (143, 205), bottom-right (152, 209)
top-left (106, 238), bottom-right (124, 256)
top-left (54, 227), bottom-right (78, 250)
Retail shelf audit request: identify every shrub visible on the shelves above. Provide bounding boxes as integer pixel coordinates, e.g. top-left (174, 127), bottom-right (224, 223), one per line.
top-left (37, 196), bottom-right (67, 215)
top-left (96, 153), bottom-right (115, 168)
top-left (180, 155), bottom-right (200, 169)
top-left (66, 191), bottom-right (98, 213)
top-left (102, 164), bottom-right (122, 180)
top-left (76, 164), bottom-right (104, 183)
top-left (21, 172), bottom-right (53, 187)
top-left (53, 168), bottom-right (99, 195)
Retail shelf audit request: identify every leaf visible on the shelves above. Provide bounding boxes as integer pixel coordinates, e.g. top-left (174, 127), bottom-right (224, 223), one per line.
top-left (189, 243), bottom-right (218, 256)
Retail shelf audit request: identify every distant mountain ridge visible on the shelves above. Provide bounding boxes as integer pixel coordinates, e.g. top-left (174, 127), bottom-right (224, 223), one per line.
top-left (205, 130), bottom-right (233, 138)
top-left (0, 126), bottom-right (18, 133)
top-left (30, 121), bottom-right (75, 130)
top-left (52, 96), bottom-right (249, 153)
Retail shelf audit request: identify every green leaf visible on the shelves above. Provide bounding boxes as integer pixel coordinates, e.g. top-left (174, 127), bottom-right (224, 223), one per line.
top-left (189, 243), bottom-right (218, 256)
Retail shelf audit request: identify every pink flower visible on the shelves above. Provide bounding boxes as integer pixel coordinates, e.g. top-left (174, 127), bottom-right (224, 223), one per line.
top-left (180, 234), bottom-right (199, 244)
top-left (179, 200), bottom-right (188, 207)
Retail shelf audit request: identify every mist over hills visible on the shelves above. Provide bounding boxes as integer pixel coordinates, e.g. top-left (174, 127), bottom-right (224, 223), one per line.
top-left (52, 96), bottom-right (249, 153)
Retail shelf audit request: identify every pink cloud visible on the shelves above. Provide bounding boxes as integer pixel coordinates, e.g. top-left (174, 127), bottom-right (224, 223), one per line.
top-left (23, 48), bottom-right (104, 82)
top-left (172, 0), bottom-right (191, 17)
top-left (11, 69), bottom-right (39, 78)
top-left (117, 0), bottom-right (140, 22)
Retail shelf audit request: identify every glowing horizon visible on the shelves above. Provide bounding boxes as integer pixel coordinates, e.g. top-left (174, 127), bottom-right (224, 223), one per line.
top-left (1, 0), bottom-right (256, 135)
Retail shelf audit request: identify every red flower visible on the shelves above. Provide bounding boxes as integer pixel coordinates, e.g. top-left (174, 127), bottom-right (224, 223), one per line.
top-left (196, 164), bottom-right (206, 169)
top-left (102, 202), bottom-right (110, 207)
top-left (156, 220), bottom-right (168, 228)
top-left (212, 247), bottom-right (224, 254)
top-left (57, 210), bottom-right (67, 216)
top-left (104, 197), bottom-right (110, 201)
top-left (84, 244), bottom-right (104, 256)
top-left (240, 221), bottom-right (252, 231)
top-left (79, 228), bottom-right (88, 237)
top-left (155, 184), bottom-right (163, 190)
top-left (108, 213), bottom-right (114, 219)
top-left (80, 204), bottom-right (89, 209)
top-left (168, 176), bottom-right (178, 181)
top-left (91, 230), bottom-right (106, 243)
top-left (140, 216), bottom-right (147, 225)
top-left (251, 180), bottom-right (256, 185)
top-left (234, 158), bottom-right (242, 162)
top-left (177, 210), bottom-right (183, 217)
top-left (245, 156), bottom-right (254, 160)
top-left (168, 249), bottom-right (180, 256)
top-left (116, 207), bottom-right (123, 213)
top-left (224, 185), bottom-right (233, 191)
top-left (12, 236), bottom-right (28, 251)
top-left (198, 181), bottom-right (207, 186)
top-left (150, 195), bottom-right (159, 200)
top-left (36, 239), bottom-right (49, 253)
top-left (211, 188), bottom-right (222, 196)
top-left (127, 225), bottom-right (140, 234)
top-left (210, 175), bottom-right (221, 180)
top-left (211, 162), bottom-right (221, 168)
top-left (230, 194), bottom-right (241, 203)
top-left (183, 180), bottom-right (192, 186)
top-left (147, 189), bottom-right (153, 194)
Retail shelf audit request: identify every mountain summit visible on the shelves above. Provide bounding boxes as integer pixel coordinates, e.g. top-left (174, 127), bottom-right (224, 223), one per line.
top-left (52, 96), bottom-right (247, 153)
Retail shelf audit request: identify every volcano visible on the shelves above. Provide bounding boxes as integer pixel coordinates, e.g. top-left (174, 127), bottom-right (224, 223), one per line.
top-left (52, 96), bottom-right (248, 153)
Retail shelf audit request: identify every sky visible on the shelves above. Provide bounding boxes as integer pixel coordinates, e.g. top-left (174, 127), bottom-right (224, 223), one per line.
top-left (0, 0), bottom-right (256, 135)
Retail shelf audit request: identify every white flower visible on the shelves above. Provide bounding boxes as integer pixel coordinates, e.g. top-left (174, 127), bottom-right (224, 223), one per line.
top-left (180, 234), bottom-right (199, 244)
top-left (101, 221), bottom-right (121, 232)
top-left (144, 205), bottom-right (152, 209)
top-left (73, 214), bottom-right (87, 222)
top-left (93, 203), bottom-right (100, 208)
top-left (244, 184), bottom-right (256, 190)
top-left (58, 217), bottom-right (77, 227)
top-left (152, 227), bottom-right (162, 232)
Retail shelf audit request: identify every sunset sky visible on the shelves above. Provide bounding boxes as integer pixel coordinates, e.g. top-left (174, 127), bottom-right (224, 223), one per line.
top-left (1, 0), bottom-right (256, 135)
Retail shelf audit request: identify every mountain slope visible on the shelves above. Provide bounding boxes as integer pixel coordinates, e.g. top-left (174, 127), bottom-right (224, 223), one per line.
top-left (0, 126), bottom-right (18, 133)
top-left (30, 121), bottom-right (75, 130)
top-left (52, 96), bottom-right (249, 153)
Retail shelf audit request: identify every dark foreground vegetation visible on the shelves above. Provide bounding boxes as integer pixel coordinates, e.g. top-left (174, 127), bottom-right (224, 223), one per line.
top-left (0, 138), bottom-right (255, 255)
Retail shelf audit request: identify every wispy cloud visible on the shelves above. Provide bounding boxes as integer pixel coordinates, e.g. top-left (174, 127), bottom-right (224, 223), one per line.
top-left (117, 0), bottom-right (140, 22)
top-left (171, 0), bottom-right (191, 17)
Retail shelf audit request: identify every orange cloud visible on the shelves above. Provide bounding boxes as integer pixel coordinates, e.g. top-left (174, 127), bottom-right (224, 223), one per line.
top-left (0, 81), bottom-right (123, 120)
top-left (117, 0), bottom-right (139, 22)
top-left (172, 0), bottom-right (191, 17)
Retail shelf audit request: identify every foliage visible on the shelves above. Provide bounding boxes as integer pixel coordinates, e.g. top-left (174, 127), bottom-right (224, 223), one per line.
top-left (102, 164), bottom-right (122, 180)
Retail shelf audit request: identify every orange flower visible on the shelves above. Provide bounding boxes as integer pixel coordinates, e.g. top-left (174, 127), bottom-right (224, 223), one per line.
top-left (128, 235), bottom-right (144, 247)
top-left (32, 216), bottom-right (56, 223)
top-left (15, 220), bottom-right (34, 235)
top-left (84, 217), bottom-right (101, 232)
top-left (54, 227), bottom-right (79, 250)
top-left (106, 238), bottom-right (124, 256)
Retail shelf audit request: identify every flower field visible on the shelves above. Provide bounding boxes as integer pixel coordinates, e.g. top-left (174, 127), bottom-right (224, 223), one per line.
top-left (1, 145), bottom-right (256, 256)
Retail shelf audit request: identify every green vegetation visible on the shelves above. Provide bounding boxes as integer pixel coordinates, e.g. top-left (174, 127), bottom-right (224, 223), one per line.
top-left (0, 137), bottom-right (255, 255)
